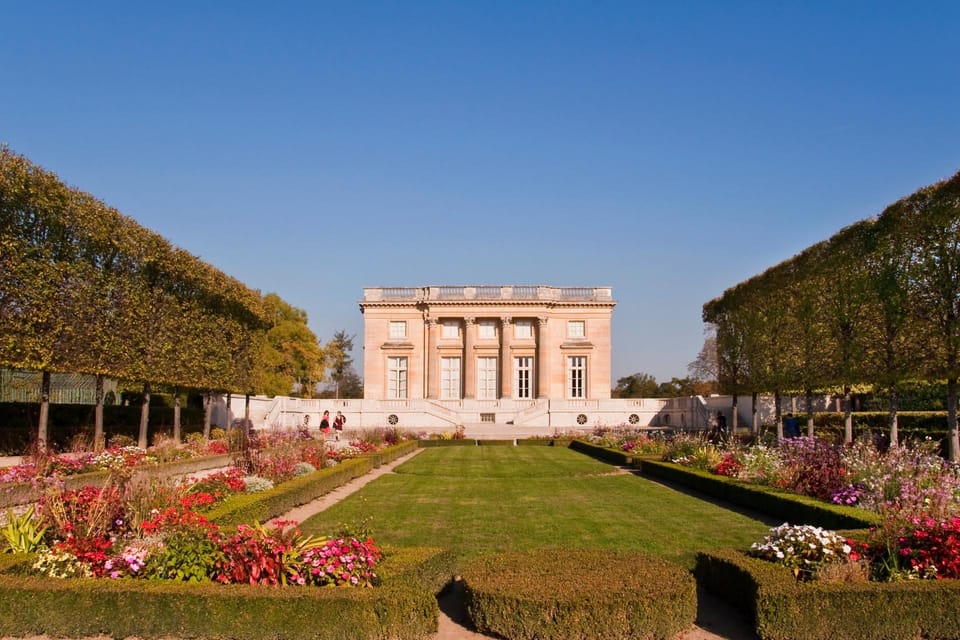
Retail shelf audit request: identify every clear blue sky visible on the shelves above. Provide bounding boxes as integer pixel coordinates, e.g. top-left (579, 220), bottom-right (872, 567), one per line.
top-left (2, 1), bottom-right (958, 384)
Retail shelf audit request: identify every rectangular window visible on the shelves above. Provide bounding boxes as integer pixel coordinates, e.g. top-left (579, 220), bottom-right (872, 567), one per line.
top-left (440, 357), bottom-right (461, 400)
top-left (387, 357), bottom-right (408, 399)
top-left (478, 320), bottom-right (496, 339)
top-left (568, 356), bottom-right (586, 399)
top-left (442, 319), bottom-right (460, 339)
top-left (514, 320), bottom-right (533, 339)
top-left (567, 320), bottom-right (585, 339)
top-left (514, 356), bottom-right (533, 399)
top-left (388, 321), bottom-right (406, 340)
top-left (477, 357), bottom-right (497, 399)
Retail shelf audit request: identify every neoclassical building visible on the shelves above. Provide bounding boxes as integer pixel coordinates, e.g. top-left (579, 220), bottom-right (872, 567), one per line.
top-left (221, 285), bottom-right (710, 435)
top-left (360, 285), bottom-right (616, 404)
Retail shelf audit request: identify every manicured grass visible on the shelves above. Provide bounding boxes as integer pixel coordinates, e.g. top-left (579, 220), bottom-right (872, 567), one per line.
top-left (301, 446), bottom-right (773, 569)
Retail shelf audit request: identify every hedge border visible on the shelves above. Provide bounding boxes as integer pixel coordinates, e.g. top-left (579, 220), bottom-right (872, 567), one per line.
top-left (695, 548), bottom-right (960, 640)
top-left (462, 548), bottom-right (696, 640)
top-left (0, 546), bottom-right (450, 640)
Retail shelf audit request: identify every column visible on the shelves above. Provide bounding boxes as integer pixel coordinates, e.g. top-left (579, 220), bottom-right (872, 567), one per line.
top-left (500, 317), bottom-right (512, 398)
top-left (537, 317), bottom-right (549, 398)
top-left (463, 317), bottom-right (475, 399)
top-left (425, 318), bottom-right (438, 399)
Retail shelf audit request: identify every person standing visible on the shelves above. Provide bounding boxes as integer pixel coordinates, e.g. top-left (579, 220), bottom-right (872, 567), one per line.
top-left (319, 410), bottom-right (331, 435)
top-left (333, 411), bottom-right (346, 441)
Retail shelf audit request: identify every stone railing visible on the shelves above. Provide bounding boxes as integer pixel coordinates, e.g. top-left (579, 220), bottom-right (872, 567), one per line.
top-left (362, 286), bottom-right (614, 303)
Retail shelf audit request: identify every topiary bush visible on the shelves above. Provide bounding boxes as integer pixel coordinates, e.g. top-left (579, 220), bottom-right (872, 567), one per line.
top-left (462, 548), bottom-right (696, 640)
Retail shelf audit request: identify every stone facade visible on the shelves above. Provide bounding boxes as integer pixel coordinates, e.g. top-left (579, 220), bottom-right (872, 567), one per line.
top-left (359, 286), bottom-right (616, 402)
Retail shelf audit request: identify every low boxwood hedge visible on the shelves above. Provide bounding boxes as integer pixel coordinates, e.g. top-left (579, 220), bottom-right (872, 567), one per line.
top-left (0, 546), bottom-right (449, 640)
top-left (696, 548), bottom-right (960, 640)
top-left (568, 439), bottom-right (634, 465)
top-left (462, 548), bottom-right (696, 640)
top-left (417, 438), bottom-right (478, 447)
top-left (477, 438), bottom-right (515, 446)
top-left (638, 459), bottom-right (879, 530)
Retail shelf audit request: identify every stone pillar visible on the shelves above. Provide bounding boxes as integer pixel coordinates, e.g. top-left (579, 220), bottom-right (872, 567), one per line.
top-left (500, 317), bottom-right (512, 398)
top-left (463, 317), bottom-right (475, 399)
top-left (426, 318), bottom-right (438, 399)
top-left (537, 317), bottom-right (549, 399)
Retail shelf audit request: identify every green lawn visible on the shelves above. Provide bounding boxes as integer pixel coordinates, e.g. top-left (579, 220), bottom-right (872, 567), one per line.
top-left (300, 446), bottom-right (773, 569)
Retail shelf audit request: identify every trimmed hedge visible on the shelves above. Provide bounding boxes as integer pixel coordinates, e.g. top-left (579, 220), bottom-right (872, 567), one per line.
top-left (568, 439), bottom-right (634, 465)
top-left (0, 547), bottom-right (449, 640)
top-left (417, 438), bottom-right (478, 447)
top-left (462, 549), bottom-right (696, 640)
top-left (516, 437), bottom-right (570, 446)
top-left (696, 548), bottom-right (960, 640)
top-left (638, 459), bottom-right (880, 530)
top-left (476, 439), bottom-right (515, 446)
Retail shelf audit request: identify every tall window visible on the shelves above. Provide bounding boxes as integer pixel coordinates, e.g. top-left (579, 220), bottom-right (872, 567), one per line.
top-left (389, 321), bottom-right (406, 340)
top-left (514, 356), bottom-right (533, 399)
top-left (567, 320), bottom-right (585, 339)
top-left (478, 320), bottom-right (497, 339)
top-left (514, 320), bottom-right (533, 339)
top-left (477, 357), bottom-right (497, 399)
top-left (440, 357), bottom-right (461, 399)
top-left (387, 357), bottom-right (408, 399)
top-left (442, 319), bottom-right (460, 339)
top-left (568, 356), bottom-right (586, 399)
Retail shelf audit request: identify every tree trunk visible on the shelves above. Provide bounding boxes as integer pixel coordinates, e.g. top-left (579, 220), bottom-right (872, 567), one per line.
top-left (888, 384), bottom-right (899, 447)
top-left (774, 390), bottom-right (783, 443)
top-left (138, 381), bottom-right (151, 449)
top-left (843, 384), bottom-right (853, 445)
top-left (37, 371), bottom-right (51, 448)
top-left (244, 393), bottom-right (251, 425)
top-left (731, 394), bottom-right (739, 434)
top-left (948, 377), bottom-right (958, 463)
top-left (173, 387), bottom-right (181, 444)
top-left (203, 391), bottom-right (212, 440)
top-left (94, 374), bottom-right (105, 451)
top-left (751, 392), bottom-right (759, 437)
top-left (226, 393), bottom-right (233, 429)
top-left (805, 388), bottom-right (815, 437)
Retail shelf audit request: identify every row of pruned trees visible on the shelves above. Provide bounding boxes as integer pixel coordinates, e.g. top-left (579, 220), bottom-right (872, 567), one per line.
top-left (0, 146), bottom-right (270, 449)
top-left (703, 170), bottom-right (960, 460)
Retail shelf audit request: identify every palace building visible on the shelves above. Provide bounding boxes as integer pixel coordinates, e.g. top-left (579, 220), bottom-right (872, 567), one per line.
top-left (222, 285), bottom-right (710, 435)
top-left (360, 285), bottom-right (616, 403)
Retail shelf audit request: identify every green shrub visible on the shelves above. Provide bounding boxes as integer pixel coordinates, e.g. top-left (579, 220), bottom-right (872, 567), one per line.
top-left (696, 548), bottom-right (960, 640)
top-left (568, 439), bottom-right (634, 465)
top-left (477, 439), bottom-right (515, 446)
top-left (462, 548), bottom-right (696, 640)
top-left (417, 438), bottom-right (478, 447)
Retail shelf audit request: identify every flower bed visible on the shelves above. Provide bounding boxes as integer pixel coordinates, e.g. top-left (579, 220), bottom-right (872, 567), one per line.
top-left (0, 438), bottom-right (446, 639)
top-left (0, 545), bottom-right (451, 640)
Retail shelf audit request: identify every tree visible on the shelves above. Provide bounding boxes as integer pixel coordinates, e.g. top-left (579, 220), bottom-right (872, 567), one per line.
top-left (324, 330), bottom-right (355, 400)
top-left (260, 293), bottom-right (325, 397)
top-left (612, 372), bottom-right (658, 398)
top-left (687, 326), bottom-right (720, 396)
top-left (318, 369), bottom-right (363, 399)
